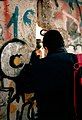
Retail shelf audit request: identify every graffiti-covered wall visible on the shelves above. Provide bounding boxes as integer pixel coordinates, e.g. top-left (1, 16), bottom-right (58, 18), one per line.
top-left (0, 0), bottom-right (37, 78)
top-left (37, 0), bottom-right (82, 53)
top-left (0, 0), bottom-right (36, 48)
top-left (0, 1), bottom-right (36, 119)
top-left (0, 0), bottom-right (82, 120)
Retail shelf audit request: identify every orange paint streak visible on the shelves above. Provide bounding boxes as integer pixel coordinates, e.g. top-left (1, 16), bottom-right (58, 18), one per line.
top-left (3, 0), bottom-right (11, 40)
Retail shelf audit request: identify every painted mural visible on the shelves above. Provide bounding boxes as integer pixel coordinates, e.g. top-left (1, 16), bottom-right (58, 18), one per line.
top-left (0, 0), bottom-right (36, 120)
top-left (0, 0), bottom-right (82, 120)
top-left (0, 0), bottom-right (37, 77)
top-left (0, 0), bottom-right (36, 47)
top-left (37, 0), bottom-right (82, 53)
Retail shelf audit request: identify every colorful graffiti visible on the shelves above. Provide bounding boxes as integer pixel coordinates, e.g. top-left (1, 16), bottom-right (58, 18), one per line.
top-left (0, 0), bottom-right (36, 120)
top-left (7, 6), bottom-right (19, 38)
top-left (0, 0), bottom-right (82, 120)
top-left (7, 7), bottom-right (35, 38)
top-left (0, 0), bottom-right (36, 44)
top-left (37, 0), bottom-right (82, 51)
top-left (23, 9), bottom-right (35, 25)
top-left (3, 0), bottom-right (11, 40)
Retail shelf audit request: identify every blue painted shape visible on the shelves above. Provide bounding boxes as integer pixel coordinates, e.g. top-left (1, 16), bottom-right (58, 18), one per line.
top-left (7, 6), bottom-right (19, 38)
top-left (23, 9), bottom-right (34, 25)
top-left (65, 0), bottom-right (82, 5)
top-left (76, 0), bottom-right (82, 5)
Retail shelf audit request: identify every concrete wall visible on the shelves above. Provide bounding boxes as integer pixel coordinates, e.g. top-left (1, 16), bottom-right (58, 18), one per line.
top-left (0, 1), bottom-right (36, 119)
top-left (0, 0), bottom-right (82, 119)
top-left (0, 0), bottom-right (37, 78)
top-left (37, 0), bottom-right (82, 53)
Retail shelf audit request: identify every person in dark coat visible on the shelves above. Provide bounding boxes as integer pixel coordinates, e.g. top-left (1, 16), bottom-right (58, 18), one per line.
top-left (29, 30), bottom-right (77, 120)
top-left (15, 30), bottom-right (77, 120)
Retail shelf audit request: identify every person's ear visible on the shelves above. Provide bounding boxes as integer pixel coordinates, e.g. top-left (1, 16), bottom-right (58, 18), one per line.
top-left (44, 47), bottom-right (48, 57)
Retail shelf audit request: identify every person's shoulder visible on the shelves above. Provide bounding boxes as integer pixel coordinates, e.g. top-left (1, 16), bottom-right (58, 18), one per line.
top-left (45, 52), bottom-right (75, 58)
top-left (64, 52), bottom-right (77, 61)
top-left (43, 52), bottom-right (76, 64)
top-left (59, 52), bottom-right (77, 65)
top-left (59, 52), bottom-right (76, 61)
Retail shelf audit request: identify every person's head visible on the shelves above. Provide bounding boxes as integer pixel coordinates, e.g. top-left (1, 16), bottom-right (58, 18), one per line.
top-left (43, 30), bottom-right (65, 53)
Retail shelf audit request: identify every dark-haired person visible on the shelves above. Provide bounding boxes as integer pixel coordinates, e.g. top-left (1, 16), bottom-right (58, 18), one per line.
top-left (29, 30), bottom-right (77, 120)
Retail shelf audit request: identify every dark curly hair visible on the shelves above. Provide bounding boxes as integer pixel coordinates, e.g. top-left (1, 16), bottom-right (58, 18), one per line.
top-left (43, 30), bottom-right (65, 52)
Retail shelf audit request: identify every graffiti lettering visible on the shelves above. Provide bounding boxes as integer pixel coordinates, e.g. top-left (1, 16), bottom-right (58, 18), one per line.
top-left (23, 9), bottom-right (34, 25)
top-left (7, 6), bottom-right (34, 38)
top-left (7, 6), bottom-right (19, 38)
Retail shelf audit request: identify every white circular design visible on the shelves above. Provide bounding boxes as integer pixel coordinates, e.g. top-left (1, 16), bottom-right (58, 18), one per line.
top-left (1, 41), bottom-right (26, 77)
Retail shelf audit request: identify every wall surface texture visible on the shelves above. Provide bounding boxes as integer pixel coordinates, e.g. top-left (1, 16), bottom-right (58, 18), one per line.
top-left (0, 0), bottom-right (82, 120)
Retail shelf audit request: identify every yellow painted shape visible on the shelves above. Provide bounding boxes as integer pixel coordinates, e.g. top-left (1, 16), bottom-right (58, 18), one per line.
top-left (14, 57), bottom-right (21, 66)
